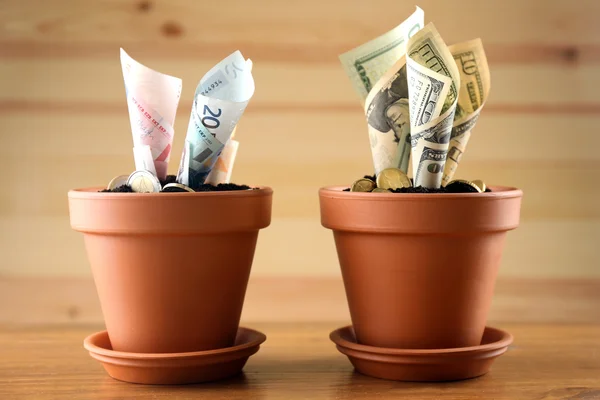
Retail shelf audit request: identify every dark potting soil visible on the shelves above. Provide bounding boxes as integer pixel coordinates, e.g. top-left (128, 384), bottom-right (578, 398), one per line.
top-left (363, 174), bottom-right (377, 181)
top-left (100, 185), bottom-right (134, 193)
top-left (193, 183), bottom-right (252, 192)
top-left (343, 175), bottom-right (492, 193)
top-left (160, 175), bottom-right (178, 186)
top-left (100, 175), bottom-right (252, 193)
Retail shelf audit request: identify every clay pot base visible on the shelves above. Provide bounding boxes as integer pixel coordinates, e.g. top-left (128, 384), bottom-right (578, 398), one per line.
top-left (330, 326), bottom-right (513, 382)
top-left (84, 327), bottom-right (266, 385)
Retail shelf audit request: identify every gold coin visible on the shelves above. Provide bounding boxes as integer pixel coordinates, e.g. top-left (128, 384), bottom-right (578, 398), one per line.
top-left (376, 168), bottom-right (412, 190)
top-left (447, 179), bottom-right (482, 193)
top-left (472, 179), bottom-right (487, 192)
top-left (126, 170), bottom-right (162, 193)
top-left (351, 178), bottom-right (376, 192)
top-left (162, 183), bottom-right (195, 193)
top-left (107, 174), bottom-right (129, 190)
top-left (372, 188), bottom-right (391, 193)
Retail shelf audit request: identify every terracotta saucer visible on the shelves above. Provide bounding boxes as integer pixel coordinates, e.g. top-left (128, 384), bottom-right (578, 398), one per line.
top-left (330, 325), bottom-right (512, 382)
top-left (84, 327), bottom-right (266, 385)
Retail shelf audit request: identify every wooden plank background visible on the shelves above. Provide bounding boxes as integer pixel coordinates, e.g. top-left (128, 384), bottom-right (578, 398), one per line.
top-left (1, 0), bottom-right (599, 285)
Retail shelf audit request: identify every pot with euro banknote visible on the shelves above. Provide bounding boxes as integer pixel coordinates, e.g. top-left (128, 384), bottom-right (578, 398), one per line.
top-left (67, 49), bottom-right (272, 385)
top-left (323, 8), bottom-right (523, 382)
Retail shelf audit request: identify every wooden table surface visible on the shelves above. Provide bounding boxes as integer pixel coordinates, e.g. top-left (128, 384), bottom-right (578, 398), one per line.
top-left (1, 322), bottom-right (599, 400)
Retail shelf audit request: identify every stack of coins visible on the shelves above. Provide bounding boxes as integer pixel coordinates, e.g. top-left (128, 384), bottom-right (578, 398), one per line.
top-left (105, 170), bottom-right (195, 193)
top-left (350, 168), bottom-right (412, 193)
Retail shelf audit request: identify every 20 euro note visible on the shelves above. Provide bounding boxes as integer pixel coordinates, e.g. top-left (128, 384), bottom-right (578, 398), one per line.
top-left (177, 51), bottom-right (255, 187)
top-left (120, 48), bottom-right (182, 180)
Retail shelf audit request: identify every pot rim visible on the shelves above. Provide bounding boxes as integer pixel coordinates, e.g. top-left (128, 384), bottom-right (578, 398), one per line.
top-left (319, 185), bottom-right (522, 200)
top-left (69, 186), bottom-right (273, 199)
top-left (84, 328), bottom-right (267, 360)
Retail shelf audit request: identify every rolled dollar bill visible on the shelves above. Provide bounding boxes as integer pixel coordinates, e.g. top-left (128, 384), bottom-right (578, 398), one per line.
top-left (339, 7), bottom-right (424, 104)
top-left (177, 51), bottom-right (254, 187)
top-left (441, 39), bottom-right (490, 186)
top-left (364, 55), bottom-right (412, 175)
top-left (358, 7), bottom-right (426, 175)
top-left (406, 23), bottom-right (460, 188)
top-left (120, 49), bottom-right (182, 180)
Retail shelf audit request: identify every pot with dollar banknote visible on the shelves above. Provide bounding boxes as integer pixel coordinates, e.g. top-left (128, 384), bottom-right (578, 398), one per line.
top-left (319, 185), bottom-right (522, 350)
top-left (68, 187), bottom-right (272, 383)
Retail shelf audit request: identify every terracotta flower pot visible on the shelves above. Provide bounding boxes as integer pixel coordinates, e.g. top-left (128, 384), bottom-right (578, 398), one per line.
top-left (320, 186), bottom-right (522, 349)
top-left (69, 187), bottom-right (272, 354)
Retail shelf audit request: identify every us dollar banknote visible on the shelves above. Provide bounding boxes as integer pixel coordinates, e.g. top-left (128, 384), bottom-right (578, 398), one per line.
top-left (406, 23), bottom-right (460, 188)
top-left (176, 51), bottom-right (254, 188)
top-left (340, 7), bottom-right (424, 104)
top-left (441, 38), bottom-right (490, 186)
top-left (364, 55), bottom-right (412, 174)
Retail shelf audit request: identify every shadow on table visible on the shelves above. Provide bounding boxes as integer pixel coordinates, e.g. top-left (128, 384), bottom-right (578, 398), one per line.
top-left (97, 372), bottom-right (268, 399)
top-left (247, 356), bottom-right (501, 398)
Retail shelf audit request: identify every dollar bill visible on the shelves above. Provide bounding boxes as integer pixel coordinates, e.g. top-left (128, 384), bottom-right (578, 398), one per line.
top-left (364, 55), bottom-right (412, 174)
top-left (441, 38), bottom-right (490, 186)
top-left (406, 23), bottom-right (460, 188)
top-left (120, 48), bottom-right (182, 180)
top-left (176, 51), bottom-right (255, 187)
top-left (340, 7), bottom-right (424, 104)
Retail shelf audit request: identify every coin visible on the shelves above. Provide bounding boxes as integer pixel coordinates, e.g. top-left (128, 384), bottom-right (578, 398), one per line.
top-left (351, 178), bottom-right (376, 192)
top-left (376, 168), bottom-right (412, 190)
top-left (162, 183), bottom-right (195, 193)
top-left (107, 174), bottom-right (129, 190)
top-left (446, 179), bottom-right (482, 193)
top-left (472, 179), bottom-right (487, 192)
top-left (126, 170), bottom-right (162, 193)
top-left (372, 188), bottom-right (391, 193)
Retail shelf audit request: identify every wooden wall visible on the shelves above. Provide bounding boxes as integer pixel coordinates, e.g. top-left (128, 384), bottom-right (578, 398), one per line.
top-left (1, 0), bottom-right (599, 280)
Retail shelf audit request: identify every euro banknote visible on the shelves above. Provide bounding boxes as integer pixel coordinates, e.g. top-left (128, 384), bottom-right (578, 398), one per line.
top-left (176, 51), bottom-right (255, 187)
top-left (120, 48), bottom-right (182, 180)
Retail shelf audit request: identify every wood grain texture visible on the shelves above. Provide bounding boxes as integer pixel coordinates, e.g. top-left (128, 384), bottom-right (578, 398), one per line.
top-left (0, 323), bottom-right (599, 399)
top-left (0, 0), bottom-right (599, 278)
top-left (1, 277), bottom-right (599, 325)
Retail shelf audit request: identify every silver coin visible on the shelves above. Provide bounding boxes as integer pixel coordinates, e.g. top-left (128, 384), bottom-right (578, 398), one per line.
top-left (107, 174), bottom-right (129, 190)
top-left (162, 183), bottom-right (195, 193)
top-left (126, 170), bottom-right (162, 193)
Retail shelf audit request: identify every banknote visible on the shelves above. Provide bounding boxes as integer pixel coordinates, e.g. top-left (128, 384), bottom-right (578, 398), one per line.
top-left (364, 55), bottom-right (412, 174)
top-left (120, 48), bottom-right (182, 180)
top-left (176, 51), bottom-right (255, 187)
top-left (340, 7), bottom-right (424, 104)
top-left (205, 138), bottom-right (240, 185)
top-left (441, 38), bottom-right (490, 186)
top-left (406, 23), bottom-right (460, 188)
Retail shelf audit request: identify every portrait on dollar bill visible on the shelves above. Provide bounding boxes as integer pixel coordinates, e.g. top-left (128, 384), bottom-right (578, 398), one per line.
top-left (366, 65), bottom-right (409, 137)
top-left (365, 64), bottom-right (411, 171)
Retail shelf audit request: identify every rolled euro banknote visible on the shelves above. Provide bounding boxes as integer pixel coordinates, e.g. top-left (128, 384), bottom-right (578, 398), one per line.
top-left (177, 51), bottom-right (254, 187)
top-left (205, 136), bottom-right (240, 185)
top-left (120, 49), bottom-right (182, 180)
